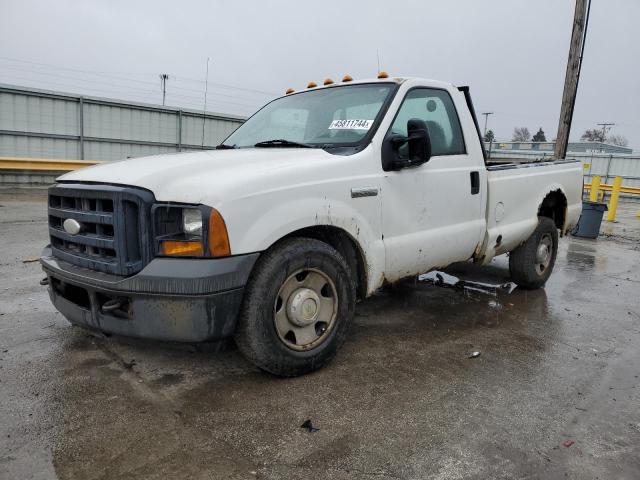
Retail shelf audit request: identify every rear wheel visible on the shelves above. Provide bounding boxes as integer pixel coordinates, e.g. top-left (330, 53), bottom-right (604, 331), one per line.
top-left (509, 216), bottom-right (558, 289)
top-left (234, 237), bottom-right (355, 377)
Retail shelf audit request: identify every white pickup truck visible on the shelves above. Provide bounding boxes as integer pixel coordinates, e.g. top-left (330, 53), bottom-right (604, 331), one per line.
top-left (40, 75), bottom-right (583, 376)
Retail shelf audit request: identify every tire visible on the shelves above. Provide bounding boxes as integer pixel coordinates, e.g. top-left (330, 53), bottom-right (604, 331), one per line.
top-left (234, 237), bottom-right (356, 377)
top-left (509, 216), bottom-right (558, 289)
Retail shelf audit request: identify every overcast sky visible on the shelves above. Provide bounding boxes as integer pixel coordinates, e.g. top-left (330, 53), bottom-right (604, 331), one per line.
top-left (1, 0), bottom-right (638, 149)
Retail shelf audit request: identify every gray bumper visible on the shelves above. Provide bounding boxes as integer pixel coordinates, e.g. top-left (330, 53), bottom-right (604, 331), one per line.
top-left (40, 247), bottom-right (259, 342)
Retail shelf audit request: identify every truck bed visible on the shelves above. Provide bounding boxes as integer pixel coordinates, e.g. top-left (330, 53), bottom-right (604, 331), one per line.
top-left (486, 158), bottom-right (581, 171)
top-left (478, 159), bottom-right (583, 264)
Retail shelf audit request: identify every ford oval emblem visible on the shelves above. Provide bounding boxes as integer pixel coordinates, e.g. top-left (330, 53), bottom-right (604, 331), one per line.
top-left (63, 218), bottom-right (82, 235)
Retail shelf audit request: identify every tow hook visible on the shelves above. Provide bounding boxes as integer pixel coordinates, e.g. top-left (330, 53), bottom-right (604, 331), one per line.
top-left (101, 299), bottom-right (123, 313)
top-left (39, 277), bottom-right (49, 286)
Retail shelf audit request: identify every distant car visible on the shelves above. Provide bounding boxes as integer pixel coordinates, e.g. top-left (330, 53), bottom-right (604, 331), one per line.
top-left (40, 75), bottom-right (583, 376)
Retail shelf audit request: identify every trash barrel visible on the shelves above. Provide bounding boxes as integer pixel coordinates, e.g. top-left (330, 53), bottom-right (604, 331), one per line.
top-left (572, 201), bottom-right (608, 239)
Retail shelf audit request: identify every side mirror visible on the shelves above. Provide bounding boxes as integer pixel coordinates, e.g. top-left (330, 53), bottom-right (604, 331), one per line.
top-left (406, 119), bottom-right (431, 162)
top-left (382, 118), bottom-right (431, 171)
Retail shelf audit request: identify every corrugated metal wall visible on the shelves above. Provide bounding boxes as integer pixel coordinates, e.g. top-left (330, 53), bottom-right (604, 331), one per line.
top-left (0, 84), bottom-right (245, 161)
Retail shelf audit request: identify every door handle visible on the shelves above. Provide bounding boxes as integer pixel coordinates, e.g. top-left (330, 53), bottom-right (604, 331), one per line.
top-left (351, 187), bottom-right (379, 198)
top-left (470, 171), bottom-right (480, 195)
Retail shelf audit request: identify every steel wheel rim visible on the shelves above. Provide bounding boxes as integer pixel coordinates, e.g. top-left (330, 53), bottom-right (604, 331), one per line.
top-left (273, 268), bottom-right (338, 351)
top-left (535, 233), bottom-right (553, 275)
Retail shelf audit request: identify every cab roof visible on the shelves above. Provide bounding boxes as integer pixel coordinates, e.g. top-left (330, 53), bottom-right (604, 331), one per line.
top-left (281, 76), bottom-right (456, 98)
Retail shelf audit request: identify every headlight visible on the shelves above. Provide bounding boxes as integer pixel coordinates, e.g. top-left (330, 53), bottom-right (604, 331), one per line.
top-left (182, 208), bottom-right (203, 236)
top-left (153, 205), bottom-right (230, 258)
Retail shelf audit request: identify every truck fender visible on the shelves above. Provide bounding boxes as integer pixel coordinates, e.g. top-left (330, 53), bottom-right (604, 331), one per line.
top-left (226, 197), bottom-right (386, 296)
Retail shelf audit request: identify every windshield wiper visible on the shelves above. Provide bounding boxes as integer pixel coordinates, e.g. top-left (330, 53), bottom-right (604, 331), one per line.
top-left (216, 143), bottom-right (237, 149)
top-left (254, 139), bottom-right (314, 148)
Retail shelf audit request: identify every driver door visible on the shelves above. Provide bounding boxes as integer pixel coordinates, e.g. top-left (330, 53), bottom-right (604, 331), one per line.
top-left (381, 87), bottom-right (485, 281)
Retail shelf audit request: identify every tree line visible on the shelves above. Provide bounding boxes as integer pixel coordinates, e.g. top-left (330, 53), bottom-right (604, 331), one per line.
top-left (483, 127), bottom-right (628, 146)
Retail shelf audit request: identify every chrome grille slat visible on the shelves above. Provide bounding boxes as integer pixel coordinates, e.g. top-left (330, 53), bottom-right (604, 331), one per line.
top-left (51, 248), bottom-right (117, 269)
top-left (48, 207), bottom-right (114, 225)
top-left (49, 227), bottom-right (116, 249)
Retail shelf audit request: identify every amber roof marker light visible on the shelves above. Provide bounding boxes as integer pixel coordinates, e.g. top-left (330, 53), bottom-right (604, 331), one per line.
top-left (285, 88), bottom-right (295, 95)
top-left (307, 81), bottom-right (317, 88)
top-left (377, 71), bottom-right (389, 79)
top-left (323, 78), bottom-right (334, 85)
top-left (342, 75), bottom-right (353, 82)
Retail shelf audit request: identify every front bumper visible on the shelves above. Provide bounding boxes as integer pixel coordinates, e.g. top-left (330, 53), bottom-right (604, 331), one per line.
top-left (40, 247), bottom-right (259, 342)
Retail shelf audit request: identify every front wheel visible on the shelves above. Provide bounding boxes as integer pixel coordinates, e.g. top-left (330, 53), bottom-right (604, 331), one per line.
top-left (234, 237), bottom-right (355, 377)
top-left (509, 216), bottom-right (558, 289)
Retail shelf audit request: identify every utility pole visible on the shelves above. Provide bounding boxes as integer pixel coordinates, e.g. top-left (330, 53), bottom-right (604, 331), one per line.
top-left (596, 122), bottom-right (615, 143)
top-left (159, 74), bottom-right (169, 106)
top-left (554, 0), bottom-right (591, 159)
top-left (481, 112), bottom-right (493, 138)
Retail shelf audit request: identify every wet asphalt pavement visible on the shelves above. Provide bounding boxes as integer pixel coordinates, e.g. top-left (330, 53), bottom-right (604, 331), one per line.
top-left (1, 194), bottom-right (639, 480)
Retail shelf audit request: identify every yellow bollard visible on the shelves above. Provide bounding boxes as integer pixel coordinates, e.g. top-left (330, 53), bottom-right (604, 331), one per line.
top-left (607, 176), bottom-right (623, 222)
top-left (589, 176), bottom-right (601, 202)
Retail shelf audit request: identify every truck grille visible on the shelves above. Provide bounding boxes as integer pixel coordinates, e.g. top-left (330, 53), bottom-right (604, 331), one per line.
top-left (48, 184), bottom-right (154, 276)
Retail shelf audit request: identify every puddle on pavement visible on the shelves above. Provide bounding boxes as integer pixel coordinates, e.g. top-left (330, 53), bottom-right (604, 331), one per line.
top-left (356, 263), bottom-right (552, 343)
top-left (46, 261), bottom-right (566, 479)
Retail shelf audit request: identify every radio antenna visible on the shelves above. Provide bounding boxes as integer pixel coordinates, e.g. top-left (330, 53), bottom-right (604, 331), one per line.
top-left (201, 57), bottom-right (210, 148)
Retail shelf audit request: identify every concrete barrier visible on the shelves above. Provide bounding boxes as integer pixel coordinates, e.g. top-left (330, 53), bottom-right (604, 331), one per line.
top-left (0, 157), bottom-right (100, 187)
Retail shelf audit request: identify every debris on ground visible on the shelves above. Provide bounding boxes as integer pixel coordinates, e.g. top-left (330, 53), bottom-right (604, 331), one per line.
top-left (22, 257), bottom-right (40, 263)
top-left (563, 439), bottom-right (575, 448)
top-left (419, 271), bottom-right (517, 296)
top-left (300, 419), bottom-right (319, 432)
top-left (468, 351), bottom-right (481, 359)
top-left (488, 299), bottom-right (502, 310)
top-left (122, 359), bottom-right (136, 370)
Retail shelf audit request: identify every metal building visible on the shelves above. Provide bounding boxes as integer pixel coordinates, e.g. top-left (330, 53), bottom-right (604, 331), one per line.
top-left (486, 141), bottom-right (632, 155)
top-left (0, 83), bottom-right (246, 161)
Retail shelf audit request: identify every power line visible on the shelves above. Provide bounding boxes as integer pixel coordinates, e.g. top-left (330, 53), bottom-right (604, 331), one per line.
top-left (0, 61), bottom-right (270, 102)
top-left (0, 72), bottom-right (258, 117)
top-left (0, 68), bottom-right (265, 109)
top-left (0, 56), bottom-right (278, 97)
top-left (171, 75), bottom-right (278, 96)
top-left (0, 67), bottom-right (160, 96)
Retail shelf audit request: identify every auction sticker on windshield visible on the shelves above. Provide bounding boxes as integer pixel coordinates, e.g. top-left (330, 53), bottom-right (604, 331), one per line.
top-left (329, 119), bottom-right (373, 130)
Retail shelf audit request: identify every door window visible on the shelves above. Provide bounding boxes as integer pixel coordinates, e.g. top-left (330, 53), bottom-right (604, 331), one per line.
top-left (390, 89), bottom-right (466, 156)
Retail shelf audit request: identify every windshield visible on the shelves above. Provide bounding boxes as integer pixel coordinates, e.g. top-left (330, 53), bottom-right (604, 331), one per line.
top-left (221, 83), bottom-right (395, 148)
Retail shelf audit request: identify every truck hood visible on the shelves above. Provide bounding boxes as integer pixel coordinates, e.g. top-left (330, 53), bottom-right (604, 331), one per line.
top-left (58, 148), bottom-right (344, 205)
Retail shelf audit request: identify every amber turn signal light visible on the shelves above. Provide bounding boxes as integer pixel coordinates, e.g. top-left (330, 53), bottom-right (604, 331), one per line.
top-left (161, 240), bottom-right (204, 257)
top-left (208, 208), bottom-right (231, 257)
